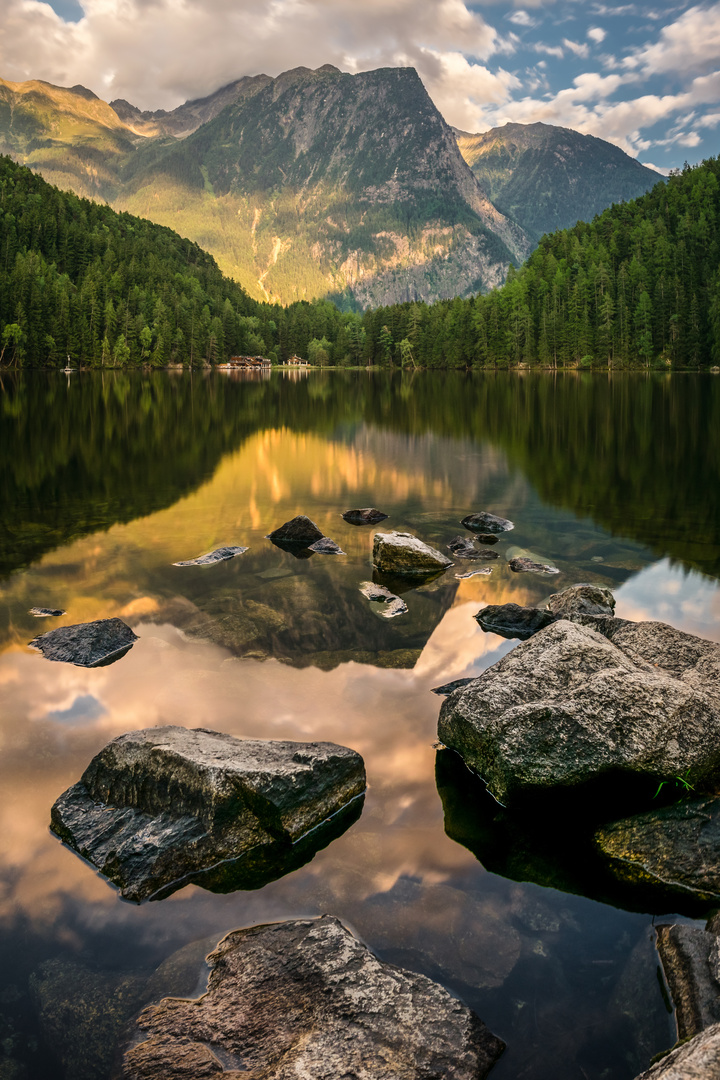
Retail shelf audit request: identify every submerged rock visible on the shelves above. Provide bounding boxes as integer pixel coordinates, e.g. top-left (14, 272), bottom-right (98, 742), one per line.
top-left (547, 583), bottom-right (615, 618)
top-left (635, 1021), bottom-right (720, 1079)
top-left (438, 618), bottom-right (720, 808)
top-left (509, 555), bottom-right (560, 575)
top-left (172, 546), bottom-right (248, 567)
top-left (475, 603), bottom-right (556, 641)
top-left (51, 726), bottom-right (366, 902)
top-left (654, 924), bottom-right (720, 1040)
top-left (358, 581), bottom-right (408, 618)
top-left (307, 537), bottom-right (345, 555)
top-left (595, 796), bottom-right (720, 905)
top-left (461, 512), bottom-right (514, 534)
top-left (373, 531), bottom-right (453, 576)
top-left (121, 916), bottom-right (505, 1080)
top-left (342, 507), bottom-right (388, 525)
top-left (476, 533), bottom-right (499, 545)
top-left (266, 515), bottom-right (324, 546)
top-left (448, 536), bottom-right (500, 560)
top-left (29, 618), bottom-right (138, 667)
top-left (28, 607), bottom-right (66, 617)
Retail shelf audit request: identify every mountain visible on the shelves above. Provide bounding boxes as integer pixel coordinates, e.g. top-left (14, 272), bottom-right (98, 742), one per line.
top-left (0, 66), bottom-right (531, 307)
top-left (456, 122), bottom-right (660, 242)
top-left (114, 65), bottom-right (531, 307)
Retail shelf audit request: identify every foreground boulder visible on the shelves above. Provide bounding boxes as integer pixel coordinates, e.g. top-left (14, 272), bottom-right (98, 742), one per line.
top-left (373, 531), bottom-right (452, 576)
top-left (342, 507), bottom-right (388, 525)
top-left (547, 583), bottom-right (615, 618)
top-left (266, 515), bottom-right (324, 545)
top-left (634, 1021), bottom-right (720, 1079)
top-left (461, 512), bottom-right (514, 534)
top-left (438, 618), bottom-right (720, 807)
top-left (172, 546), bottom-right (248, 567)
top-left (51, 727), bottom-right (366, 902)
top-left (475, 603), bottom-right (555, 641)
top-left (595, 796), bottom-right (720, 905)
top-left (29, 618), bottom-right (138, 667)
top-left (121, 916), bottom-right (505, 1080)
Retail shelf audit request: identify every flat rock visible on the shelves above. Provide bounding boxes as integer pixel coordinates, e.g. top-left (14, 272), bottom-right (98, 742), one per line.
top-left (476, 533), bottom-right (499, 544)
top-left (373, 531), bottom-right (452, 576)
top-left (121, 916), bottom-right (505, 1080)
top-left (438, 618), bottom-right (720, 807)
top-left (51, 726), bottom-right (366, 902)
top-left (456, 568), bottom-right (493, 579)
top-left (172, 546), bottom-right (248, 567)
top-left (29, 607), bottom-right (66, 617)
top-left (547, 583), bottom-right (615, 618)
top-left (342, 507), bottom-right (388, 525)
top-left (307, 537), bottom-right (345, 555)
top-left (655, 924), bottom-right (720, 1040)
top-left (358, 581), bottom-right (408, 618)
top-left (266, 515), bottom-right (323, 545)
top-left (432, 677), bottom-right (477, 696)
top-left (509, 556), bottom-right (560, 575)
top-left (475, 603), bottom-right (556, 641)
top-left (29, 618), bottom-right (138, 667)
top-left (634, 1021), bottom-right (720, 1079)
top-left (461, 512), bottom-right (514, 534)
top-left (595, 796), bottom-right (720, 904)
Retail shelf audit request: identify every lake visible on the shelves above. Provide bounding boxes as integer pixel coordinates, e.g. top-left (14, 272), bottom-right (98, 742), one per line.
top-left (1, 368), bottom-right (719, 1080)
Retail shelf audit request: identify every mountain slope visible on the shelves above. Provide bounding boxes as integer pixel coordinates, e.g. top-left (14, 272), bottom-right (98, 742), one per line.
top-left (110, 75), bottom-right (272, 138)
top-left (457, 122), bottom-right (660, 241)
top-left (115, 65), bottom-right (531, 307)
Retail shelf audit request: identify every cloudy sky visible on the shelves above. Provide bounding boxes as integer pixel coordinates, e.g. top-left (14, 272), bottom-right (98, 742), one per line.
top-left (1, 0), bottom-right (719, 171)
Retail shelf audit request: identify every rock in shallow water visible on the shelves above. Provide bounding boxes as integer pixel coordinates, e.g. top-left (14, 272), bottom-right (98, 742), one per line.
top-left (29, 618), bottom-right (138, 667)
top-left (475, 603), bottom-right (556, 641)
top-left (358, 581), bottom-right (408, 618)
top-left (460, 512), bottom-right (514, 534)
top-left (634, 1021), bottom-right (720, 1079)
top-left (438, 618), bottom-right (720, 807)
top-left (342, 507), bottom-right (388, 525)
top-left (50, 726), bottom-right (366, 901)
top-left (265, 515), bottom-right (324, 545)
top-left (307, 537), bottom-right (345, 554)
top-left (172, 546), bottom-right (248, 566)
top-left (509, 555), bottom-right (560, 575)
top-left (121, 916), bottom-right (505, 1080)
top-left (28, 607), bottom-right (66, 617)
top-left (373, 531), bottom-right (452, 576)
top-left (547, 583), bottom-right (615, 617)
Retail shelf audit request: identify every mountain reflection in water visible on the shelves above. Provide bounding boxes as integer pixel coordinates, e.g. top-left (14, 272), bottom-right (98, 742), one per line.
top-left (1, 371), bottom-right (719, 1080)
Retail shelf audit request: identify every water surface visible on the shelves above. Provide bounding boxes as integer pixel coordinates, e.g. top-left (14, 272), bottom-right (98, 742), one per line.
top-left (1, 370), bottom-right (719, 1080)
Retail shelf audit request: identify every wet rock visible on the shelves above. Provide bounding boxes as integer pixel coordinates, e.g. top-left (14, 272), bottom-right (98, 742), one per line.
top-left (28, 607), bottom-right (65, 617)
top-left (509, 556), bottom-right (560, 575)
top-left (461, 512), bottom-right (514, 534)
top-left (595, 796), bottom-right (720, 905)
top-left (448, 536), bottom-right (500, 560)
top-left (438, 618), bottom-right (720, 808)
top-left (121, 916), bottom-right (505, 1080)
top-left (342, 508), bottom-right (388, 525)
top-left (635, 1021), bottom-right (720, 1078)
top-left (358, 581), bottom-right (408, 618)
top-left (456, 567), bottom-right (493, 579)
top-left (475, 603), bottom-right (556, 641)
top-left (373, 531), bottom-right (453, 576)
top-left (654, 924), bottom-right (720, 1040)
top-left (476, 533), bottom-right (499, 545)
top-left (50, 726), bottom-right (366, 902)
top-left (307, 537), bottom-right (345, 555)
top-left (265, 515), bottom-right (323, 546)
top-left (431, 677), bottom-right (477, 696)
top-left (546, 583), bottom-right (615, 618)
top-left (172, 546), bottom-right (248, 567)
top-left (29, 618), bottom-right (138, 668)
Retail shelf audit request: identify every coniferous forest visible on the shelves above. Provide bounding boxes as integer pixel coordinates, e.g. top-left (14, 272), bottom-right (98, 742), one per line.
top-left (2, 152), bottom-right (720, 369)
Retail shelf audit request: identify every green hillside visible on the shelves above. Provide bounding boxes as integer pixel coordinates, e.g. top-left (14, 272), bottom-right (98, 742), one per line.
top-left (457, 122), bottom-right (660, 242)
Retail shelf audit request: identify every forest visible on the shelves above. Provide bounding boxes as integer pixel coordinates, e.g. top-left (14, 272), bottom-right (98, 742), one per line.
top-left (1, 152), bottom-right (719, 369)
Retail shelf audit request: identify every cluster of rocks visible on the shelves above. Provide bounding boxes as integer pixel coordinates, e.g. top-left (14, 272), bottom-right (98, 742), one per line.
top-left (436, 577), bottom-right (720, 1076)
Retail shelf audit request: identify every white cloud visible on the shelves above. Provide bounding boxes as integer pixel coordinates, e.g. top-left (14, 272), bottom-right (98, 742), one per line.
top-left (508, 9), bottom-right (536, 25)
top-left (534, 42), bottom-right (565, 57)
top-left (624, 2), bottom-right (720, 76)
top-left (587, 25), bottom-right (606, 43)
top-left (563, 38), bottom-right (590, 58)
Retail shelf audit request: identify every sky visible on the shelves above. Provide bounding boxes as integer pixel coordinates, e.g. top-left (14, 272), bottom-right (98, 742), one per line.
top-left (1, 0), bottom-right (719, 171)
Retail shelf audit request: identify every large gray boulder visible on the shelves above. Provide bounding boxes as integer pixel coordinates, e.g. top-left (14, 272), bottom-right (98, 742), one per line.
top-left (373, 531), bottom-right (452, 576)
top-left (51, 727), bottom-right (365, 902)
top-left (595, 796), bottom-right (720, 904)
top-left (546, 583), bottom-right (615, 618)
top-left (634, 1022), bottom-right (720, 1079)
top-left (438, 618), bottom-right (720, 807)
top-left (121, 916), bottom-right (505, 1080)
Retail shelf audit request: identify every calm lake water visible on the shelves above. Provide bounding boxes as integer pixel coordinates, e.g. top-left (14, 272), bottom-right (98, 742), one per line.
top-left (1, 369), bottom-right (719, 1080)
